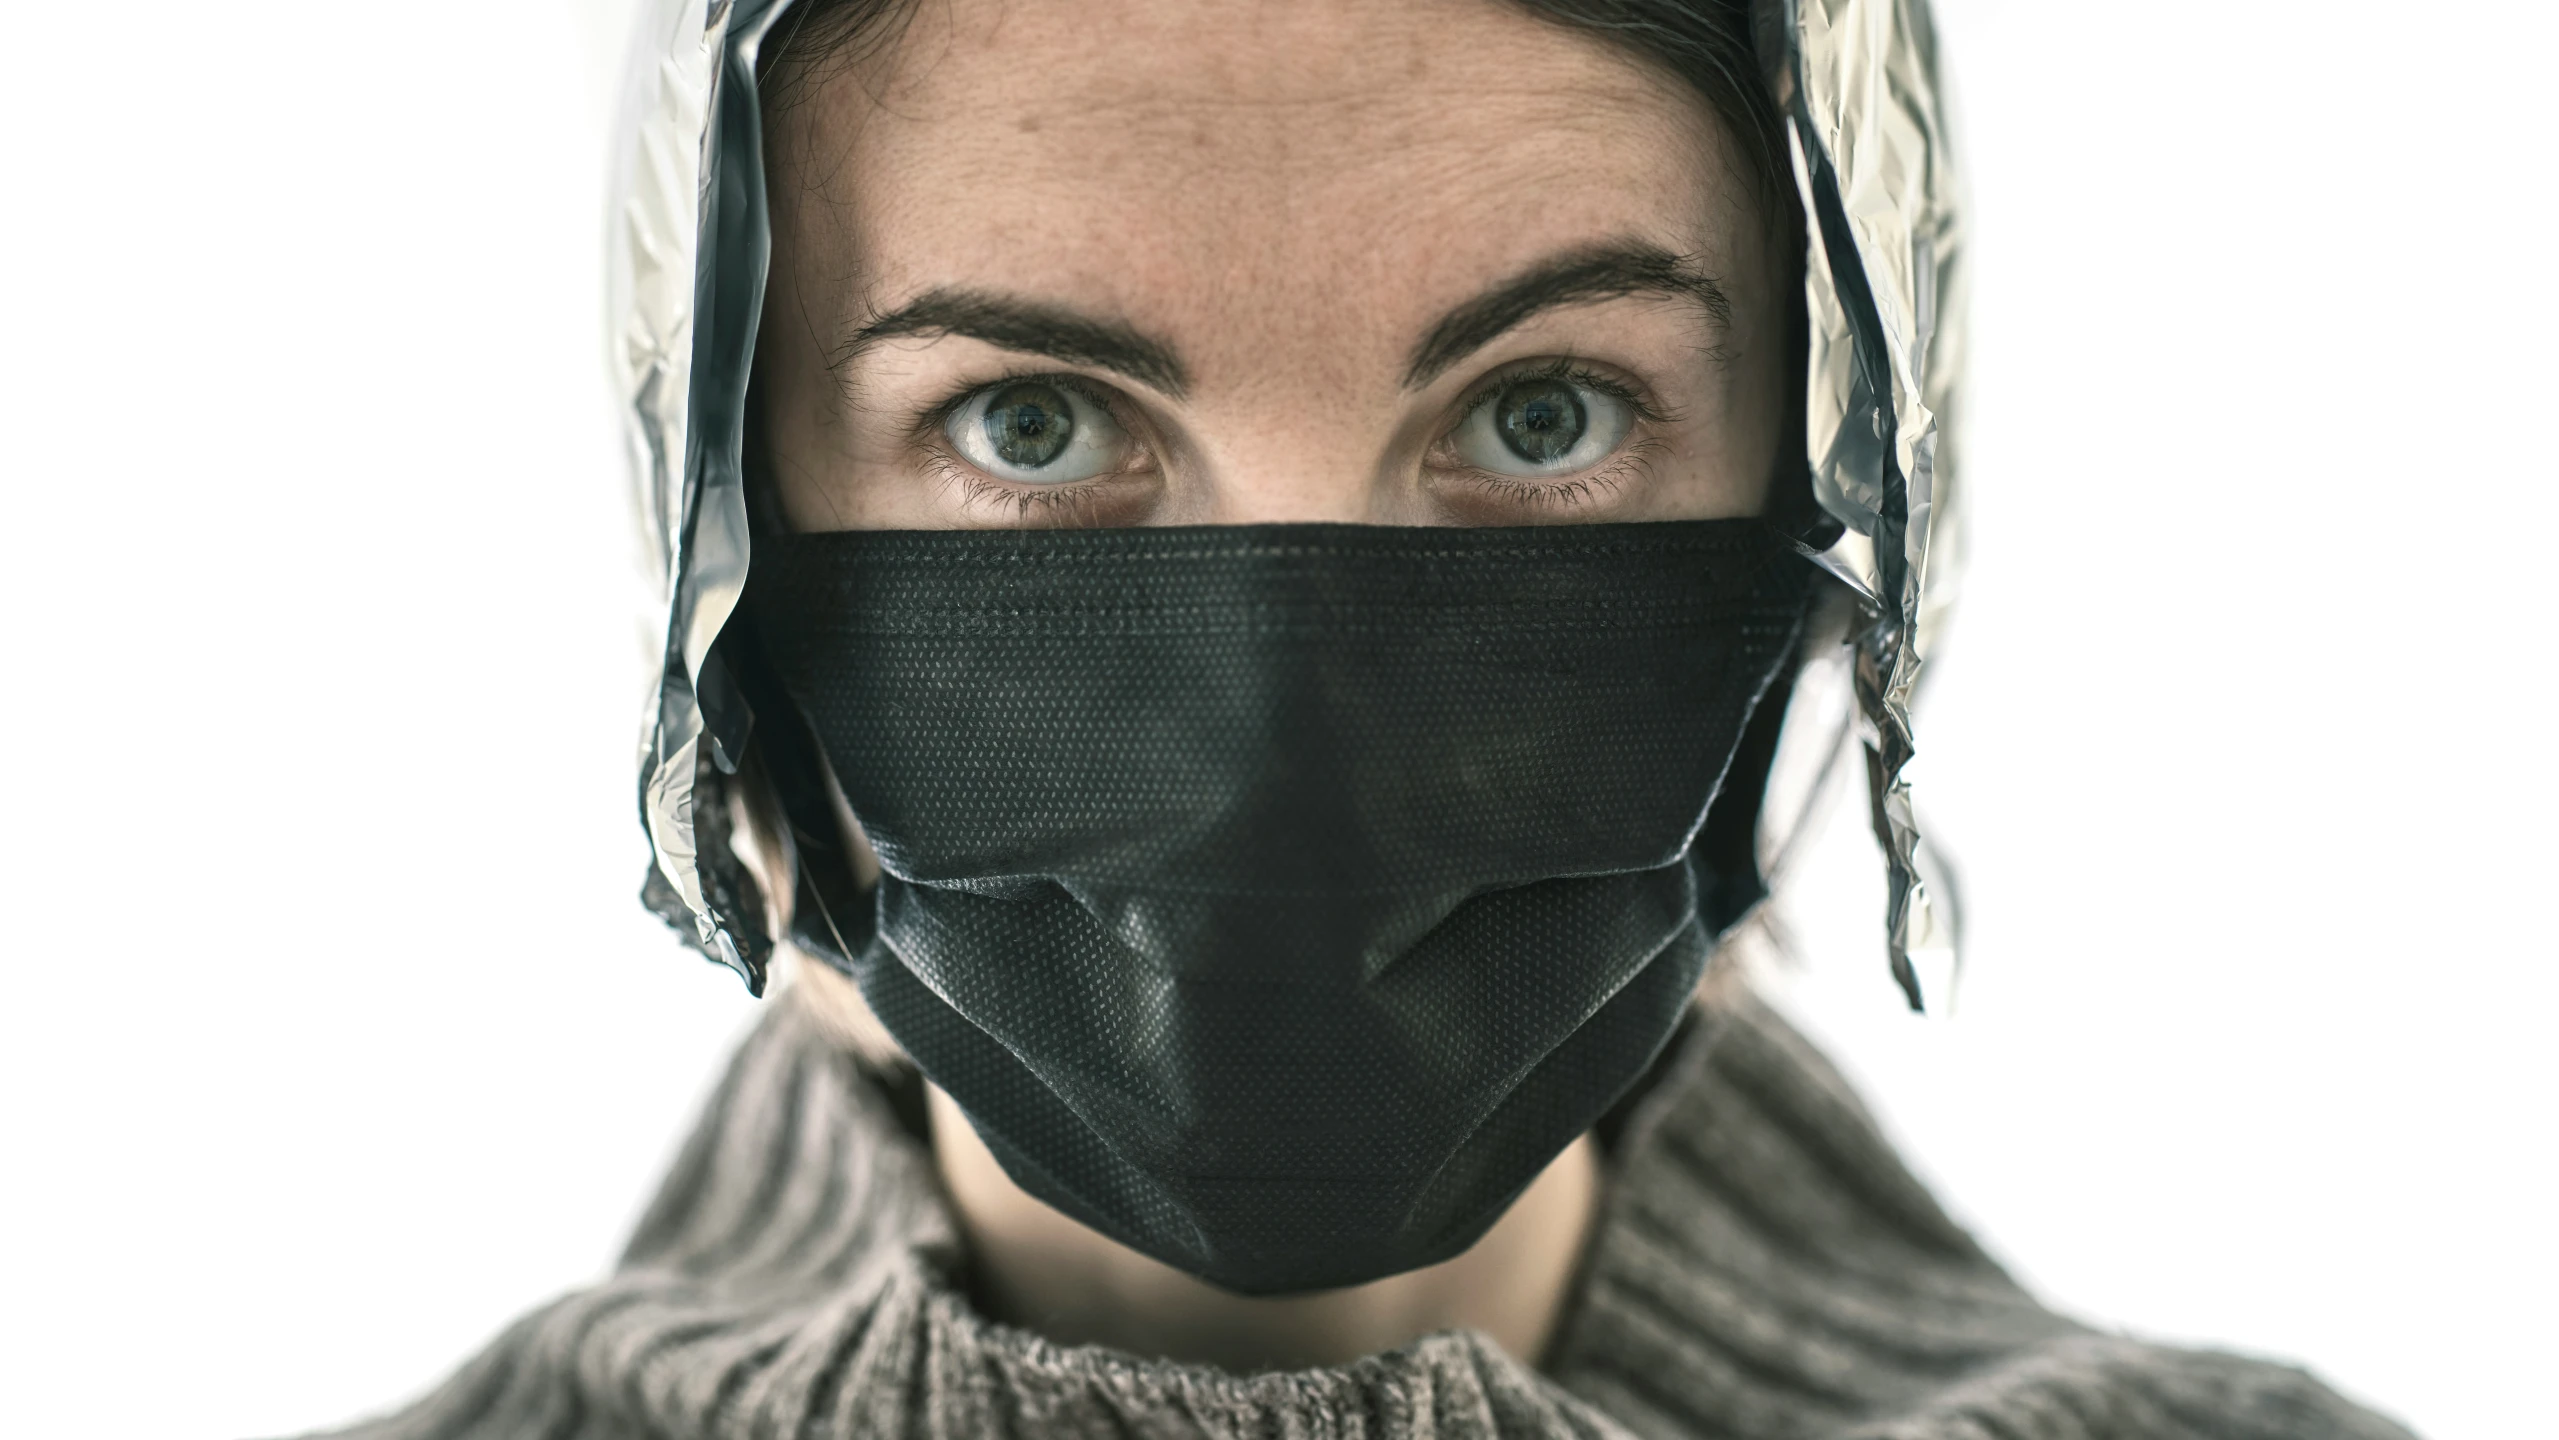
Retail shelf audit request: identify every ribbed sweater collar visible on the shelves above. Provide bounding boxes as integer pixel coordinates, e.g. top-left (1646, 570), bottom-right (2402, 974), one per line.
top-left (310, 988), bottom-right (2411, 1440)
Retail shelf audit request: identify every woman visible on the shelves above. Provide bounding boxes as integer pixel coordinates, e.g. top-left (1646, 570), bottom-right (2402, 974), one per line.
top-left (308, 0), bottom-right (2409, 1434)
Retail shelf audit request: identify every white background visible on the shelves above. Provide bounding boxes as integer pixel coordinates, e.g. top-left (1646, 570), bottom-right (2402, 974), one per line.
top-left (2, 2), bottom-right (2549, 1436)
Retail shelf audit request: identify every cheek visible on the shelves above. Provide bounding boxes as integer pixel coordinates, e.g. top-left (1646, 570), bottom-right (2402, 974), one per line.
top-left (755, 264), bottom-right (952, 531)
top-left (1709, 358), bottom-right (1786, 514)
top-left (1724, 321), bottom-right (1789, 468)
top-left (754, 223), bottom-right (851, 529)
top-left (758, 361), bottom-right (917, 534)
top-left (753, 341), bottom-right (870, 532)
top-left (1620, 338), bottom-right (1785, 522)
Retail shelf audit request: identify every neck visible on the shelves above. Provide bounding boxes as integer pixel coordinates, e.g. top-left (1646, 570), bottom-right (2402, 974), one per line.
top-left (924, 1083), bottom-right (1602, 1372)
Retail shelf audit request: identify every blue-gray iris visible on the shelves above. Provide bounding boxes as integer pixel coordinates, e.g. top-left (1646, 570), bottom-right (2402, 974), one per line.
top-left (1493, 379), bottom-right (1586, 465)
top-left (985, 382), bottom-right (1074, 468)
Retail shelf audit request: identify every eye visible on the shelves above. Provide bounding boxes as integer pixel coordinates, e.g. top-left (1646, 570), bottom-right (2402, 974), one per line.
top-left (944, 379), bottom-right (1133, 484)
top-left (1448, 374), bottom-right (1635, 477)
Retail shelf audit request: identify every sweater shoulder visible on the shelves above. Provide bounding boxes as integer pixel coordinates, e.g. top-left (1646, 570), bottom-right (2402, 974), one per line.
top-left (1547, 992), bottom-right (2415, 1439)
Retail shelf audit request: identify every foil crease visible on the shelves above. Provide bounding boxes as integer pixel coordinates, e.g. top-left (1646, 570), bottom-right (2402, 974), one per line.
top-left (614, 0), bottom-right (1968, 1006)
top-left (615, 0), bottom-right (795, 992)
top-left (1784, 0), bottom-right (1967, 1008)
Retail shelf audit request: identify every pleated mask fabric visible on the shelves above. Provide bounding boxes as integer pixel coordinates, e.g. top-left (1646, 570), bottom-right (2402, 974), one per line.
top-left (742, 520), bottom-right (1813, 1294)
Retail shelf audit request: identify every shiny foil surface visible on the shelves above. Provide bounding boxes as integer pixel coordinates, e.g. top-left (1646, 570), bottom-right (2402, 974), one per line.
top-left (610, 0), bottom-right (1968, 1004)
top-left (1787, 0), bottom-right (1968, 1005)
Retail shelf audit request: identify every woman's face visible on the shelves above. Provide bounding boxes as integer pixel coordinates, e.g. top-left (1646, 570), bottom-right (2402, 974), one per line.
top-left (758, 0), bottom-right (1785, 532)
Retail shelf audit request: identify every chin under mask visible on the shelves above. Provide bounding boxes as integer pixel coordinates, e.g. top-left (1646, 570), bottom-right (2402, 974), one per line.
top-left (738, 520), bottom-right (1812, 1295)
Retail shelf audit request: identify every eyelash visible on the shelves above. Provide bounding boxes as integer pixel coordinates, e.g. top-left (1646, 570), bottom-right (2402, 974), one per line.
top-left (1463, 461), bottom-right (1643, 514)
top-left (914, 357), bottom-right (1667, 518)
top-left (1435, 357), bottom-right (1666, 511)
top-left (943, 466), bottom-right (1119, 523)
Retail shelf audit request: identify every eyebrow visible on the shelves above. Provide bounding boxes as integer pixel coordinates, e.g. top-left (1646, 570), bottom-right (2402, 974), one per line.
top-left (832, 288), bottom-right (1190, 398)
top-left (1401, 242), bottom-right (1733, 389)
top-left (828, 240), bottom-right (1730, 401)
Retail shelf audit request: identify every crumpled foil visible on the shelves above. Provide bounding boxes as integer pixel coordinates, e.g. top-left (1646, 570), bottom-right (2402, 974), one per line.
top-left (609, 0), bottom-right (1967, 1007)
top-left (614, 0), bottom-right (793, 993)
top-left (1785, 0), bottom-right (1968, 1008)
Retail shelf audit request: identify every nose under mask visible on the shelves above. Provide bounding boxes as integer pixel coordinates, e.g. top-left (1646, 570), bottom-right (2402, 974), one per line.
top-left (739, 519), bottom-right (1813, 1294)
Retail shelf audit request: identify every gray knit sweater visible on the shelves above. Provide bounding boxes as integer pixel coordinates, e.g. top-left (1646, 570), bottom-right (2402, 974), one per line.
top-left (303, 990), bottom-right (2410, 1439)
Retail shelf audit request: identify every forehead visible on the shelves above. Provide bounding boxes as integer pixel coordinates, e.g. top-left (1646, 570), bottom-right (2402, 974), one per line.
top-left (768, 0), bottom-right (1757, 368)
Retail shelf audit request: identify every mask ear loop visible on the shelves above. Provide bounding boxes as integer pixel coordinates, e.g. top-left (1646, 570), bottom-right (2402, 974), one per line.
top-left (1753, 585), bottom-right (1860, 899)
top-left (771, 720), bottom-right (880, 977)
top-left (637, 749), bottom-right (776, 994)
top-left (1689, 588), bottom-right (1810, 937)
top-left (725, 397), bottom-right (882, 979)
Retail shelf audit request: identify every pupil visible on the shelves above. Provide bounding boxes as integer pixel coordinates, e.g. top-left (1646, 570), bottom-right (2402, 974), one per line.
top-left (1494, 379), bottom-right (1585, 465)
top-left (984, 382), bottom-right (1074, 468)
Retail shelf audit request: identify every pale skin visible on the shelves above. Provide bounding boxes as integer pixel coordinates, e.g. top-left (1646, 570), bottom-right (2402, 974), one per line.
top-left (757, 0), bottom-right (1787, 1371)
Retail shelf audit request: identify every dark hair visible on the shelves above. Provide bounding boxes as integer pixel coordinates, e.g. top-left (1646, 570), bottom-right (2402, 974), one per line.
top-left (1497, 0), bottom-right (1791, 212)
top-left (761, 0), bottom-right (1791, 215)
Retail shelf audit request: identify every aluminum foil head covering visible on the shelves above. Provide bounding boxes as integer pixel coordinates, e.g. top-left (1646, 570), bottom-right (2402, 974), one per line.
top-left (608, 0), bottom-right (1967, 1007)
top-left (1785, 0), bottom-right (1968, 1007)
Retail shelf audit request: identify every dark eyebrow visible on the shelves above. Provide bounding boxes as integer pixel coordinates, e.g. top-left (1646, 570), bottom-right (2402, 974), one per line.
top-left (1402, 242), bottom-right (1734, 390)
top-left (831, 288), bottom-right (1190, 398)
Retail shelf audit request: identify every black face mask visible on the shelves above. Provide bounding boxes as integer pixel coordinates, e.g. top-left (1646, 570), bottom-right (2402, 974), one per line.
top-left (739, 520), bottom-right (1812, 1295)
